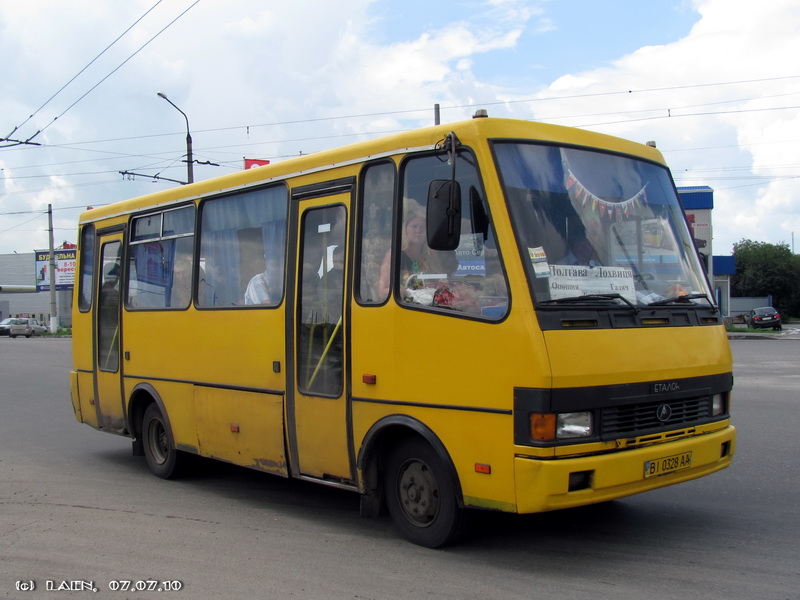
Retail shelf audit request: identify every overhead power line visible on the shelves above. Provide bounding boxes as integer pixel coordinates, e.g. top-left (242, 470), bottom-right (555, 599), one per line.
top-left (4, 0), bottom-right (202, 146)
top-left (0, 213), bottom-right (45, 236)
top-left (2, 74), bottom-right (799, 190)
top-left (7, 99), bottom-right (798, 181)
top-left (4, 0), bottom-right (166, 142)
top-left (18, 74), bottom-right (800, 152)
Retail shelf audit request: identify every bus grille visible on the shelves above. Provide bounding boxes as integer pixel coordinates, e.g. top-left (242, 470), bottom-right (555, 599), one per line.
top-left (600, 397), bottom-right (711, 438)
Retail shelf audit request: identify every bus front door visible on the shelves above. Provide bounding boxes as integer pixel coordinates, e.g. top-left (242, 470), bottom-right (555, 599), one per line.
top-left (288, 195), bottom-right (354, 484)
top-left (93, 234), bottom-right (127, 433)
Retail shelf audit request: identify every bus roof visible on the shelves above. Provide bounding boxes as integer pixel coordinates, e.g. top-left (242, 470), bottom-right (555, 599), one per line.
top-left (78, 116), bottom-right (666, 224)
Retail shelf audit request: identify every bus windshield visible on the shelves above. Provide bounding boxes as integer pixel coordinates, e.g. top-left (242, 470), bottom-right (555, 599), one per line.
top-left (495, 142), bottom-right (712, 308)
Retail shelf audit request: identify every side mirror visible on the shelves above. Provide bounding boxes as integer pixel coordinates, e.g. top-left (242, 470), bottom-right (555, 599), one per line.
top-left (426, 179), bottom-right (461, 251)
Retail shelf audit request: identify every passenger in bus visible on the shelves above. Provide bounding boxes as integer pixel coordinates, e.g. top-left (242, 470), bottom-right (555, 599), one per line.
top-left (559, 232), bottom-right (602, 267)
top-left (244, 255), bottom-right (282, 305)
top-left (100, 261), bottom-right (120, 307)
top-left (542, 197), bottom-right (604, 267)
top-left (377, 209), bottom-right (457, 303)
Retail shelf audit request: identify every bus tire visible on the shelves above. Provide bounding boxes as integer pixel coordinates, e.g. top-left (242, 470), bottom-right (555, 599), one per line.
top-left (384, 437), bottom-right (467, 548)
top-left (142, 403), bottom-right (186, 479)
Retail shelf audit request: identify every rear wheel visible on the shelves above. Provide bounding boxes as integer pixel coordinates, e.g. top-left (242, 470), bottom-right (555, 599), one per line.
top-left (142, 403), bottom-right (187, 479)
top-left (384, 437), bottom-right (468, 548)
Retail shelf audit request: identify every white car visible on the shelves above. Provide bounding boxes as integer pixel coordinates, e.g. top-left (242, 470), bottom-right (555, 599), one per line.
top-left (9, 318), bottom-right (47, 338)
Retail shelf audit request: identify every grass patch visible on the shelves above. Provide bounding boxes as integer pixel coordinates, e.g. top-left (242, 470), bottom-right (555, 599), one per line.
top-left (42, 327), bottom-right (72, 337)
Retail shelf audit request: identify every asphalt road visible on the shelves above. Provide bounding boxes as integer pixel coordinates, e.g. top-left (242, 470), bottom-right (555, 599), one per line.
top-left (1, 336), bottom-right (799, 600)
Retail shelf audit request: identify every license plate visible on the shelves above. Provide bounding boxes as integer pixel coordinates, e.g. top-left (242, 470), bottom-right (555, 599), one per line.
top-left (643, 451), bottom-right (692, 478)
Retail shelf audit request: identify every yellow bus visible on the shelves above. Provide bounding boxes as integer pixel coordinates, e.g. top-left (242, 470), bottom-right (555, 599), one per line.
top-left (70, 114), bottom-right (735, 547)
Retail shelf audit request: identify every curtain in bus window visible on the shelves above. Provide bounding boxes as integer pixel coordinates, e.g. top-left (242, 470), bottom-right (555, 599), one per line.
top-left (200, 229), bottom-right (241, 306)
top-left (168, 237), bottom-right (194, 308)
top-left (247, 219), bottom-right (286, 305)
top-left (198, 185), bottom-right (288, 308)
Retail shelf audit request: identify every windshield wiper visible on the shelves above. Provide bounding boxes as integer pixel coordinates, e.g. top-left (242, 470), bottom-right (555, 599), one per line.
top-left (540, 293), bottom-right (639, 313)
top-left (648, 292), bottom-right (717, 311)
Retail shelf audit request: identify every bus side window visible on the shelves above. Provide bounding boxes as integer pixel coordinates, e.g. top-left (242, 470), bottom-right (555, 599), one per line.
top-left (397, 152), bottom-right (508, 318)
top-left (127, 206), bottom-right (195, 310)
top-left (357, 161), bottom-right (395, 304)
top-left (78, 224), bottom-right (95, 312)
top-left (198, 185), bottom-right (288, 308)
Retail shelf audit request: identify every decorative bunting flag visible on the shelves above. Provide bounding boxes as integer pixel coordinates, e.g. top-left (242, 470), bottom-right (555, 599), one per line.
top-left (562, 164), bottom-right (647, 219)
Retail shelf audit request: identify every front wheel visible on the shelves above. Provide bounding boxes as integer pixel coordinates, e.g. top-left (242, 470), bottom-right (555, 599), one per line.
top-left (384, 437), bottom-right (468, 548)
top-left (141, 403), bottom-right (187, 479)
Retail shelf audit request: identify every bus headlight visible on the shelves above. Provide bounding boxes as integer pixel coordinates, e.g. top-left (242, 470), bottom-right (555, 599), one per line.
top-left (556, 412), bottom-right (593, 439)
top-left (711, 393), bottom-right (726, 416)
top-left (530, 412), bottom-right (593, 441)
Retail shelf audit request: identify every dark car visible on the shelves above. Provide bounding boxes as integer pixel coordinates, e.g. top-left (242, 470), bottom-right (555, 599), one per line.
top-left (0, 317), bottom-right (14, 335)
top-left (747, 307), bottom-right (782, 330)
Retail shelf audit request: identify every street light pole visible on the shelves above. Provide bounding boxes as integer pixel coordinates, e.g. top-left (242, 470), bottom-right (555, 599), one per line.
top-left (157, 92), bottom-right (194, 184)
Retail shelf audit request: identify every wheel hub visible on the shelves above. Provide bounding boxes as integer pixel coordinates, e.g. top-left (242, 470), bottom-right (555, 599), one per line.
top-left (398, 460), bottom-right (440, 526)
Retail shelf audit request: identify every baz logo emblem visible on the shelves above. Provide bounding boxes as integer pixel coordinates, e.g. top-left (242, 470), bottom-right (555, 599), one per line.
top-left (656, 404), bottom-right (673, 422)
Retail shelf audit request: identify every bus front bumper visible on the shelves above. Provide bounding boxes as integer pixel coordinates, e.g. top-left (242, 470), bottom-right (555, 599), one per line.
top-left (513, 426), bottom-right (736, 514)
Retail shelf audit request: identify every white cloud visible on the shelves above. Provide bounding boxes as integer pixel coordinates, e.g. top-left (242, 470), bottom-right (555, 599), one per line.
top-left (1, 0), bottom-right (799, 257)
top-left (520, 0), bottom-right (800, 255)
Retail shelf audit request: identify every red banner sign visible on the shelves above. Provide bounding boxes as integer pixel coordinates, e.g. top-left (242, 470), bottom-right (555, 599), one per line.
top-left (244, 158), bottom-right (270, 169)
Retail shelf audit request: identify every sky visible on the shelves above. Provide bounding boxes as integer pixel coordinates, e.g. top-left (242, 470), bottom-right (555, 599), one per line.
top-left (1, 0), bottom-right (799, 258)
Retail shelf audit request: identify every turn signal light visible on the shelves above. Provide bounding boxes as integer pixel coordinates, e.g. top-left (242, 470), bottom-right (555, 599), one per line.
top-left (530, 413), bottom-right (557, 442)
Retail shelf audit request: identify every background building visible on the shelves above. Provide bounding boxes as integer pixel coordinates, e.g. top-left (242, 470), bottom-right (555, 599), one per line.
top-left (678, 185), bottom-right (734, 317)
top-left (0, 252), bottom-right (73, 326)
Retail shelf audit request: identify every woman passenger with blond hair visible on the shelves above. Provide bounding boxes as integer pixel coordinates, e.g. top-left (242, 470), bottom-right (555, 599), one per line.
top-left (378, 206), bottom-right (457, 302)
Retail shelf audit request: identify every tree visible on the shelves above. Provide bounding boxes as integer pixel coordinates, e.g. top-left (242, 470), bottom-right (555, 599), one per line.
top-left (731, 239), bottom-right (800, 317)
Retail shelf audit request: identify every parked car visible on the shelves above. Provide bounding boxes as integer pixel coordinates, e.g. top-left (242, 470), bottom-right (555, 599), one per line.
top-left (747, 307), bottom-right (782, 330)
top-left (0, 317), bottom-right (14, 336)
top-left (9, 318), bottom-right (47, 338)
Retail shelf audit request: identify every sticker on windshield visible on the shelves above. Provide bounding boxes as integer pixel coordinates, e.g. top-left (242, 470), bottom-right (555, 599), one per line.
top-left (528, 247), bottom-right (551, 278)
